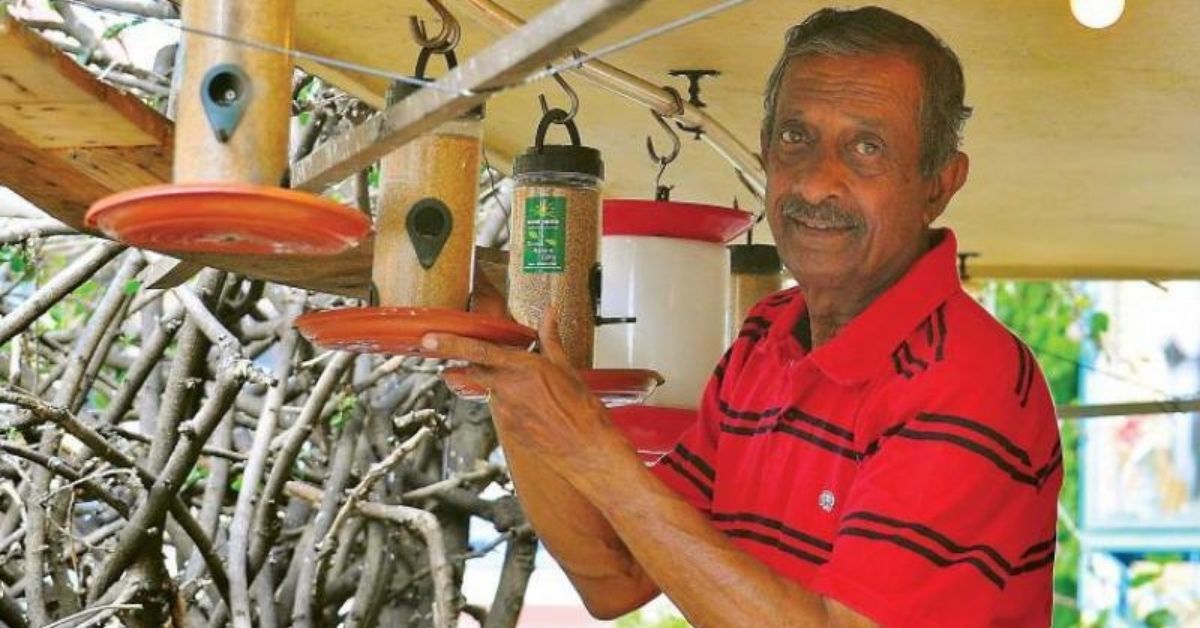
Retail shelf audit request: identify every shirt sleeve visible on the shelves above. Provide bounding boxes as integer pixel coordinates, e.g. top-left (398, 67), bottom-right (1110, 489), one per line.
top-left (810, 378), bottom-right (1062, 627)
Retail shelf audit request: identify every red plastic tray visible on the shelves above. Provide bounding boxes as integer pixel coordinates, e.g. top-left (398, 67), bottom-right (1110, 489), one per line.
top-left (609, 405), bottom-right (698, 462)
top-left (603, 198), bottom-right (755, 244)
top-left (85, 183), bottom-right (371, 255)
top-left (441, 368), bottom-right (664, 408)
top-left (295, 307), bottom-right (536, 355)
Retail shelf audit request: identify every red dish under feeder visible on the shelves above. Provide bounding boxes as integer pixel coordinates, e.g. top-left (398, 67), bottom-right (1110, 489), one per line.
top-left (603, 198), bottom-right (755, 243)
top-left (441, 367), bottom-right (664, 408)
top-left (84, 183), bottom-right (372, 255)
top-left (609, 405), bottom-right (698, 463)
top-left (295, 307), bottom-right (537, 355)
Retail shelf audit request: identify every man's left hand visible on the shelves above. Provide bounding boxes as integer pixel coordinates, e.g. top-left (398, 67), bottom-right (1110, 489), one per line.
top-left (421, 309), bottom-right (622, 478)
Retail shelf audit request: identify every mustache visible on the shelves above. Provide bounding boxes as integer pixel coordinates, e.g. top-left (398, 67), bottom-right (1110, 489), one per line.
top-left (780, 197), bottom-right (863, 228)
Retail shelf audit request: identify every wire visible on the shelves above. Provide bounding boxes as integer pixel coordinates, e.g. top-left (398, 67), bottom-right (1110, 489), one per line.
top-left (52, 0), bottom-right (751, 99)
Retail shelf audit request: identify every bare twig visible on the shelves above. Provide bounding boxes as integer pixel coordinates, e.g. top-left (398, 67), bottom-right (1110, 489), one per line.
top-left (286, 482), bottom-right (456, 628)
top-left (228, 327), bottom-right (299, 628)
top-left (0, 242), bottom-right (123, 346)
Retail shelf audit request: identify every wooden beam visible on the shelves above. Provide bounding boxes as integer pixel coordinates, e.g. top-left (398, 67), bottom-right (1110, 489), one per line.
top-left (292, 0), bottom-right (647, 192)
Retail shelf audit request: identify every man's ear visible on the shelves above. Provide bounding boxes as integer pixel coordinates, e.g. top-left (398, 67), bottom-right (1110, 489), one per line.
top-left (924, 150), bottom-right (969, 224)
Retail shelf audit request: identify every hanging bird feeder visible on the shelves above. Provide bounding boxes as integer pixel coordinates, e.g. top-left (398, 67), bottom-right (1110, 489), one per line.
top-left (444, 82), bottom-right (662, 407)
top-left (597, 109), bottom-right (754, 460)
top-left (84, 0), bottom-right (370, 255)
top-left (296, 38), bottom-right (535, 355)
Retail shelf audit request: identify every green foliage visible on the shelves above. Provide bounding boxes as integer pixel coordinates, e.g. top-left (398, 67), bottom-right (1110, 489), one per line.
top-left (184, 466), bottom-right (210, 492)
top-left (0, 244), bottom-right (32, 279)
top-left (329, 393), bottom-right (359, 431)
top-left (123, 279), bottom-right (141, 296)
top-left (102, 19), bottom-right (144, 40)
top-left (616, 610), bottom-right (691, 628)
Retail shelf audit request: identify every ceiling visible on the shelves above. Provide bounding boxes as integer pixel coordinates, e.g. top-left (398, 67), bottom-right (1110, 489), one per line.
top-left (293, 0), bottom-right (1200, 280)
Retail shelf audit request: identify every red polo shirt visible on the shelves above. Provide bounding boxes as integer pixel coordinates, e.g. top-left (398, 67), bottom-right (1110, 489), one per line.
top-left (651, 230), bottom-right (1061, 627)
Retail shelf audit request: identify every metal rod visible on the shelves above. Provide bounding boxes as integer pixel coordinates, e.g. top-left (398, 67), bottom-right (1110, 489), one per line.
top-left (1057, 397), bottom-right (1200, 419)
top-left (451, 0), bottom-right (766, 198)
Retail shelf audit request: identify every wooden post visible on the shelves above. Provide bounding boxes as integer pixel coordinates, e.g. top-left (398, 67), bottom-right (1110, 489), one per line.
top-left (174, 0), bottom-right (294, 184)
top-left (372, 87), bottom-right (482, 308)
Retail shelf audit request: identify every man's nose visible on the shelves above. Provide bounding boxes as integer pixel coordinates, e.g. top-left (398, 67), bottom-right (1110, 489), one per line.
top-left (791, 148), bottom-right (847, 206)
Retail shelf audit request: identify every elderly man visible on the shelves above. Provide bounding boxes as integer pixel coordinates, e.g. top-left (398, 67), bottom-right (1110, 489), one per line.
top-left (425, 6), bottom-right (1061, 627)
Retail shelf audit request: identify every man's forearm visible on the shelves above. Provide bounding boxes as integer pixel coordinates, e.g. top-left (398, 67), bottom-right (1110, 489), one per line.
top-left (500, 429), bottom-right (658, 615)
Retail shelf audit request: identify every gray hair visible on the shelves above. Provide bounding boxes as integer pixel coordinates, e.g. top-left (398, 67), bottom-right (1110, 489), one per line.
top-left (762, 6), bottom-right (973, 177)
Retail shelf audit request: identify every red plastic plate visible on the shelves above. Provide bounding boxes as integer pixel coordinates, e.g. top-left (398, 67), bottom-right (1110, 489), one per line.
top-left (609, 405), bottom-right (698, 462)
top-left (441, 368), bottom-right (664, 408)
top-left (85, 183), bottom-right (371, 255)
top-left (295, 307), bottom-right (537, 355)
top-left (603, 198), bottom-right (755, 244)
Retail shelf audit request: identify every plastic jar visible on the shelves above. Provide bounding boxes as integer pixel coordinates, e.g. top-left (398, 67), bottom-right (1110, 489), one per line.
top-left (508, 121), bottom-right (604, 369)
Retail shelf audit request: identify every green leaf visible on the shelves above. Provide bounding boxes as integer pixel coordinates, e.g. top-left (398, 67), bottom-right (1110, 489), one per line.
top-left (1143, 609), bottom-right (1175, 628)
top-left (102, 18), bottom-right (143, 39)
top-left (123, 279), bottom-right (141, 296)
top-left (230, 473), bottom-right (244, 492)
top-left (184, 466), bottom-right (210, 491)
top-left (1129, 568), bottom-right (1163, 588)
top-left (299, 110), bottom-right (311, 126)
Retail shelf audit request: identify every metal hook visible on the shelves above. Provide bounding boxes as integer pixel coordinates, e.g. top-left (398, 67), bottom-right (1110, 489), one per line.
top-left (537, 72), bottom-right (579, 124)
top-left (409, 0), bottom-right (461, 52)
top-left (646, 110), bottom-right (681, 200)
top-left (646, 109), bottom-right (681, 168)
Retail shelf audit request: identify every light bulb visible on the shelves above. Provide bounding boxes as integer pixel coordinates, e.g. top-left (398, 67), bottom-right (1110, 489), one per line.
top-left (1070, 0), bottom-right (1125, 29)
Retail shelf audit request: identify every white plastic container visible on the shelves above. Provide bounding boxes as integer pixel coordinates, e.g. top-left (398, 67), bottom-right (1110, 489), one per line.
top-left (595, 199), bottom-right (753, 409)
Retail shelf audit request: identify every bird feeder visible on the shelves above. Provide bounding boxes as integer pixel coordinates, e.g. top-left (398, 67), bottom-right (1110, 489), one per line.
top-left (296, 49), bottom-right (534, 355)
top-left (491, 106), bottom-right (662, 406)
top-left (597, 198), bottom-right (754, 460)
top-left (728, 243), bottom-right (785, 343)
top-left (84, 0), bottom-right (369, 255)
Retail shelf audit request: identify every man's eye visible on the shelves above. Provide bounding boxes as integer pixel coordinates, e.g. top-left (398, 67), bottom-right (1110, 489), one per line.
top-left (853, 139), bottom-right (883, 156)
top-left (780, 129), bottom-right (807, 144)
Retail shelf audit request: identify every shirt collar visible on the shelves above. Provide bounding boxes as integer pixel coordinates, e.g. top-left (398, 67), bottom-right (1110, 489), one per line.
top-left (771, 228), bottom-right (963, 385)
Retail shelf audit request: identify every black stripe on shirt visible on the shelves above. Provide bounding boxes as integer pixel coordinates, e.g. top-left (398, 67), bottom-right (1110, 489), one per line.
top-left (718, 401), bottom-right (854, 443)
top-left (721, 421), bottom-right (862, 461)
top-left (1021, 534), bottom-right (1057, 559)
top-left (722, 528), bottom-right (829, 567)
top-left (934, 304), bottom-right (947, 362)
top-left (839, 526), bottom-right (1005, 589)
top-left (893, 428), bottom-right (1045, 488)
top-left (712, 511), bottom-right (834, 553)
top-left (717, 399), bottom-right (784, 423)
top-left (915, 413), bottom-right (1032, 466)
top-left (843, 511), bottom-right (1012, 572)
top-left (657, 456), bottom-right (713, 500)
top-left (673, 442), bottom-right (715, 482)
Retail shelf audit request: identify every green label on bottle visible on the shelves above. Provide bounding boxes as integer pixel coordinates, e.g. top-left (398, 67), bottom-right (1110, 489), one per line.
top-left (522, 196), bottom-right (567, 273)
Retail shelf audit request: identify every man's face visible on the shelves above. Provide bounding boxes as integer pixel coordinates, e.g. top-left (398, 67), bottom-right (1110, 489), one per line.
top-left (762, 52), bottom-right (950, 296)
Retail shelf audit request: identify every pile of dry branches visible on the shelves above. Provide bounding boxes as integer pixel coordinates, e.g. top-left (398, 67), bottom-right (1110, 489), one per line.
top-left (0, 241), bottom-right (537, 627)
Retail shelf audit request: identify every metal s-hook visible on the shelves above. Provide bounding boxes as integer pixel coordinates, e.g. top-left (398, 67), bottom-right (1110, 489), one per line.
top-left (409, 0), bottom-right (461, 52)
top-left (646, 109), bottom-right (681, 200)
top-left (537, 72), bottom-right (580, 124)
